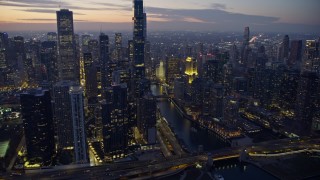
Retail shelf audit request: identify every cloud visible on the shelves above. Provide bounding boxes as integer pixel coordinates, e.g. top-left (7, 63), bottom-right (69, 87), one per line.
top-left (17, 18), bottom-right (87, 22)
top-left (17, 18), bottom-right (56, 21)
top-left (211, 3), bottom-right (227, 10)
top-left (148, 12), bottom-right (209, 24)
top-left (17, 9), bottom-right (85, 15)
top-left (92, 2), bottom-right (129, 8)
top-left (0, 0), bottom-right (131, 11)
top-left (1, 0), bottom-right (59, 3)
top-left (0, 0), bottom-right (61, 8)
top-left (183, 17), bottom-right (207, 23)
top-left (17, 9), bottom-right (55, 13)
top-left (0, 1), bottom-right (41, 7)
top-left (146, 7), bottom-right (279, 25)
top-left (143, 7), bottom-right (320, 33)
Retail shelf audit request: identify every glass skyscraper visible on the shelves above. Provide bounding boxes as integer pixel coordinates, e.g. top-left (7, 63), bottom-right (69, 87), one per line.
top-left (20, 89), bottom-right (55, 166)
top-left (99, 33), bottom-right (109, 96)
top-left (133, 0), bottom-right (146, 80)
top-left (102, 83), bottom-right (129, 158)
top-left (56, 9), bottom-right (78, 83)
top-left (70, 86), bottom-right (88, 164)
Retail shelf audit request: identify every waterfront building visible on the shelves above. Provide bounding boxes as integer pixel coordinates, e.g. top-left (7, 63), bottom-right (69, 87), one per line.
top-left (184, 57), bottom-right (198, 84)
top-left (165, 57), bottom-right (180, 86)
top-left (137, 93), bottom-right (157, 144)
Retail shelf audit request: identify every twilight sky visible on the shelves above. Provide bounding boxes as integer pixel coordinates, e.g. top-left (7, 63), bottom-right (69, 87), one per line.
top-left (0, 0), bottom-right (319, 33)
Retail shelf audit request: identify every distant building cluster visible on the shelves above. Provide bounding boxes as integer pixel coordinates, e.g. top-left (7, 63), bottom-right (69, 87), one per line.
top-left (161, 27), bottom-right (320, 139)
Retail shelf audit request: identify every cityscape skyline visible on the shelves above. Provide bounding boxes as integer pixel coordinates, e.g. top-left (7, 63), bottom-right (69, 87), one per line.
top-left (0, 0), bottom-right (320, 33)
top-left (0, 0), bottom-right (320, 179)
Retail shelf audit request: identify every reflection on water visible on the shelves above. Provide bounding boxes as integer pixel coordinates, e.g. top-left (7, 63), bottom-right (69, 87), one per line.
top-left (151, 85), bottom-right (228, 152)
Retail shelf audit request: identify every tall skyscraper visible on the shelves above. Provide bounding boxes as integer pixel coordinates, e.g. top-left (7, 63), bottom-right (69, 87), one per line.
top-left (133, 0), bottom-right (146, 81)
top-left (69, 86), bottom-right (88, 163)
top-left (84, 53), bottom-right (98, 100)
top-left (174, 76), bottom-right (187, 105)
top-left (40, 41), bottom-right (58, 85)
top-left (53, 81), bottom-right (88, 163)
top-left (304, 40), bottom-right (319, 71)
top-left (26, 40), bottom-right (41, 83)
top-left (295, 72), bottom-right (320, 135)
top-left (83, 53), bottom-right (93, 69)
top-left (223, 63), bottom-right (234, 96)
top-left (230, 44), bottom-right (239, 65)
top-left (0, 49), bottom-right (6, 69)
top-left (0, 32), bottom-right (9, 49)
top-left (203, 59), bottom-right (224, 84)
top-left (13, 36), bottom-right (27, 84)
top-left (85, 64), bottom-right (98, 101)
top-left (281, 35), bottom-right (290, 61)
top-left (279, 69), bottom-right (299, 111)
top-left (53, 81), bottom-right (76, 150)
top-left (128, 40), bottom-right (134, 63)
top-left (56, 9), bottom-right (78, 82)
top-left (101, 83), bottom-right (129, 158)
top-left (305, 40), bottom-right (318, 60)
top-left (88, 39), bottom-right (99, 63)
top-left (165, 58), bottom-right (180, 86)
top-left (115, 33), bottom-right (122, 62)
top-left (137, 93), bottom-right (157, 144)
top-left (144, 41), bottom-right (152, 77)
top-left (243, 27), bottom-right (250, 46)
top-left (99, 33), bottom-right (109, 95)
top-left (20, 89), bottom-right (55, 166)
top-left (241, 27), bottom-right (250, 65)
top-left (190, 78), bottom-right (203, 106)
top-left (0, 32), bottom-right (8, 69)
top-left (143, 13), bottom-right (147, 39)
top-left (13, 36), bottom-right (25, 67)
top-left (288, 40), bottom-right (303, 68)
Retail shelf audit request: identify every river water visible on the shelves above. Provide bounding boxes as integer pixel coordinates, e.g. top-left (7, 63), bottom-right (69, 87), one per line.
top-left (151, 85), bottom-right (277, 180)
top-left (151, 85), bottom-right (228, 152)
